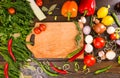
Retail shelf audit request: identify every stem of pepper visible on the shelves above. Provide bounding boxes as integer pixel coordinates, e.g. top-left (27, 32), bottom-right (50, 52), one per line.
top-left (67, 12), bottom-right (71, 21)
top-left (83, 10), bottom-right (88, 17)
top-left (4, 63), bottom-right (9, 78)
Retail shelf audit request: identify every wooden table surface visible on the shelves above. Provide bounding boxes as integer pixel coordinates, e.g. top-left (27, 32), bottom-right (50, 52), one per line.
top-left (1, 0), bottom-right (120, 78)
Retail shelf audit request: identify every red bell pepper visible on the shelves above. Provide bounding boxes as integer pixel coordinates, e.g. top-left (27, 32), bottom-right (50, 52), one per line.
top-left (78, 0), bottom-right (96, 16)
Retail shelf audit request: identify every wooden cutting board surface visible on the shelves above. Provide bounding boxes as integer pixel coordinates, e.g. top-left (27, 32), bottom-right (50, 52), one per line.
top-left (26, 22), bottom-right (84, 59)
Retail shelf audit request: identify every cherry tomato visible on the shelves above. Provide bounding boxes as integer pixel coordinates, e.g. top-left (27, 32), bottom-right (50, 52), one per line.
top-left (35, 0), bottom-right (43, 7)
top-left (84, 54), bottom-right (96, 67)
top-left (34, 27), bottom-right (41, 34)
top-left (93, 37), bottom-right (105, 49)
top-left (8, 7), bottom-right (16, 15)
top-left (39, 24), bottom-right (46, 31)
top-left (109, 33), bottom-right (117, 40)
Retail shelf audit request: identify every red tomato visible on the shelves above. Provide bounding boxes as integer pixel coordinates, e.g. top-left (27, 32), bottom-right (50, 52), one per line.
top-left (84, 54), bottom-right (96, 67)
top-left (35, 0), bottom-right (43, 7)
top-left (93, 37), bottom-right (105, 49)
top-left (8, 7), bottom-right (16, 15)
top-left (34, 27), bottom-right (41, 34)
top-left (110, 33), bottom-right (117, 40)
top-left (39, 24), bottom-right (46, 31)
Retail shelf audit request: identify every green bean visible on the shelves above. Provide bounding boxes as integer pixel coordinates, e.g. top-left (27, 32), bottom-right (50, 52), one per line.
top-left (94, 65), bottom-right (112, 74)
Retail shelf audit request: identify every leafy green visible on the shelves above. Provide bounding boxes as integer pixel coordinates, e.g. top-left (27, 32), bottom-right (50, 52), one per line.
top-left (0, 0), bottom-right (35, 77)
top-left (0, 0), bottom-right (34, 44)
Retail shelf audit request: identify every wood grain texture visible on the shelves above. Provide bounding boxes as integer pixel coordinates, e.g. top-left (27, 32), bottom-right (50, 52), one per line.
top-left (1, 0), bottom-right (120, 78)
top-left (26, 22), bottom-right (84, 58)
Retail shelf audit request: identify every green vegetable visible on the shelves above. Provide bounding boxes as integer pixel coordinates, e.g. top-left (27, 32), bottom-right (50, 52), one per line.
top-left (66, 48), bottom-right (82, 58)
top-left (111, 12), bottom-right (120, 27)
top-left (0, 0), bottom-right (34, 77)
top-left (118, 56), bottom-right (120, 64)
top-left (74, 62), bottom-right (80, 72)
top-left (32, 59), bottom-right (59, 77)
top-left (74, 21), bottom-right (82, 47)
top-left (94, 65), bottom-right (112, 74)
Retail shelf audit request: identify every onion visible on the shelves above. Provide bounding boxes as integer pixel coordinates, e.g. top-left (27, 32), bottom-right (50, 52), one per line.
top-left (93, 23), bottom-right (106, 34)
top-left (85, 35), bottom-right (93, 44)
top-left (85, 44), bottom-right (93, 53)
top-left (83, 26), bottom-right (91, 35)
top-left (116, 39), bottom-right (120, 46)
top-left (107, 26), bottom-right (115, 34)
top-left (106, 50), bottom-right (116, 60)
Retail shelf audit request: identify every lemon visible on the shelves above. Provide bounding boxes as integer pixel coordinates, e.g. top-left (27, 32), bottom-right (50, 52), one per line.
top-left (97, 5), bottom-right (110, 18)
top-left (101, 15), bottom-right (114, 26)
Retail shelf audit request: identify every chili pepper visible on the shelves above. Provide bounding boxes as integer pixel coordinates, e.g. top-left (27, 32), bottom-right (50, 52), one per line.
top-left (78, 0), bottom-right (96, 16)
top-left (68, 44), bottom-right (86, 62)
top-left (4, 63), bottom-right (9, 78)
top-left (49, 62), bottom-right (68, 75)
top-left (111, 12), bottom-right (120, 27)
top-left (94, 65), bottom-right (112, 74)
top-left (61, 0), bottom-right (78, 21)
top-left (32, 58), bottom-right (59, 76)
top-left (8, 38), bottom-right (16, 62)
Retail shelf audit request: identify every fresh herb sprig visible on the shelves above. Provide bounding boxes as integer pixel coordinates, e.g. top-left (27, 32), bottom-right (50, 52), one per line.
top-left (74, 21), bottom-right (82, 47)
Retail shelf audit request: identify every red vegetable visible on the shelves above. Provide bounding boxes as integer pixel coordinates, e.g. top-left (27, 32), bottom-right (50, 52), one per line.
top-left (39, 24), bottom-right (46, 31)
top-left (110, 33), bottom-right (117, 40)
top-left (35, 0), bottom-right (43, 7)
top-left (93, 37), bottom-right (105, 49)
top-left (8, 38), bottom-right (16, 62)
top-left (78, 0), bottom-right (96, 16)
top-left (68, 44), bottom-right (86, 62)
top-left (34, 27), bottom-right (41, 34)
top-left (49, 62), bottom-right (68, 75)
top-left (4, 63), bottom-right (9, 78)
top-left (8, 7), bottom-right (16, 15)
top-left (84, 54), bottom-right (96, 67)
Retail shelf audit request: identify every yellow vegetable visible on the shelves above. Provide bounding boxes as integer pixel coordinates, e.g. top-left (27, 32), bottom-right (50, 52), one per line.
top-left (97, 5), bottom-right (110, 18)
top-left (101, 15), bottom-right (114, 26)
